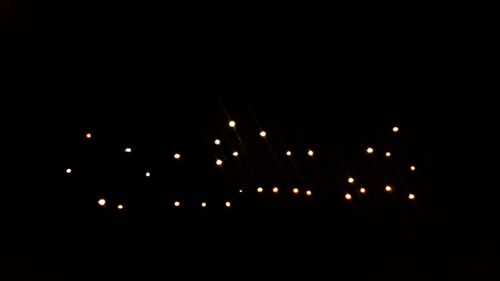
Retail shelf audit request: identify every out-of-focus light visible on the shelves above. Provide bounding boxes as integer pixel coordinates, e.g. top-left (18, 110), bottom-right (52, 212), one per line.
top-left (214, 139), bottom-right (221, 145)
top-left (367, 147), bottom-right (374, 154)
top-left (260, 131), bottom-right (267, 137)
top-left (360, 187), bottom-right (366, 194)
top-left (125, 147), bottom-right (132, 153)
top-left (239, 189), bottom-right (243, 193)
top-left (66, 168), bottom-right (72, 174)
top-left (273, 187), bottom-right (279, 193)
top-left (98, 199), bottom-right (106, 206)
top-left (348, 177), bottom-right (355, 184)
top-left (257, 187), bottom-right (263, 193)
top-left (232, 151), bottom-right (239, 157)
top-left (293, 188), bottom-right (299, 194)
top-left (306, 190), bottom-right (312, 196)
top-left (286, 150), bottom-right (292, 156)
top-left (410, 165), bottom-right (416, 171)
top-left (85, 133), bottom-right (92, 139)
top-left (308, 149), bottom-right (314, 157)
top-left (408, 193), bottom-right (415, 200)
top-left (385, 152), bottom-right (391, 157)
top-left (201, 202), bottom-right (207, 207)
top-left (145, 172), bottom-right (151, 177)
top-left (225, 201), bottom-right (231, 208)
top-left (229, 121), bottom-right (236, 128)
top-left (393, 126), bottom-right (399, 133)
top-left (385, 185), bottom-right (392, 192)
top-left (216, 159), bottom-right (223, 166)
top-left (117, 204), bottom-right (124, 210)
top-left (174, 153), bottom-right (181, 160)
top-left (174, 201), bottom-right (180, 207)
top-left (345, 193), bottom-right (352, 200)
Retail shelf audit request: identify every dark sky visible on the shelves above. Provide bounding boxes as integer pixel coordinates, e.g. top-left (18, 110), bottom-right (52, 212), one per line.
top-left (1, 1), bottom-right (499, 280)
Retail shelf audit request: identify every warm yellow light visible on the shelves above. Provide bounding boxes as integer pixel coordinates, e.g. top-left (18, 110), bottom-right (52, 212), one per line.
top-left (385, 185), bottom-right (392, 192)
top-left (367, 147), bottom-right (374, 154)
top-left (257, 187), bottom-right (263, 193)
top-left (286, 150), bottom-right (292, 156)
top-left (98, 199), bottom-right (106, 206)
top-left (174, 201), bottom-right (180, 207)
top-left (348, 177), bottom-right (355, 184)
top-left (273, 187), bottom-right (279, 193)
top-left (229, 121), bottom-right (236, 128)
top-left (201, 202), bottom-right (207, 207)
top-left (117, 204), bottom-right (124, 210)
top-left (125, 147), bottom-right (132, 153)
top-left (216, 159), bottom-right (223, 166)
top-left (385, 152), bottom-right (391, 157)
top-left (410, 165), bottom-right (416, 171)
top-left (225, 201), bottom-right (231, 208)
top-left (85, 133), bottom-right (92, 139)
top-left (360, 187), bottom-right (366, 194)
top-left (345, 193), bottom-right (352, 200)
top-left (232, 151), bottom-right (239, 157)
top-left (145, 172), bottom-right (151, 177)
top-left (214, 139), bottom-right (221, 145)
top-left (393, 126), bottom-right (399, 133)
top-left (306, 190), bottom-right (312, 196)
top-left (66, 168), bottom-right (72, 174)
top-left (308, 149), bottom-right (314, 157)
top-left (293, 188), bottom-right (299, 194)
top-left (409, 193), bottom-right (415, 200)
top-left (260, 131), bottom-right (267, 137)
top-left (174, 153), bottom-right (181, 159)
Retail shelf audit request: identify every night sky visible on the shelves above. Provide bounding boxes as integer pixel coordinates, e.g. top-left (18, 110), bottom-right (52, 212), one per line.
top-left (1, 1), bottom-right (499, 280)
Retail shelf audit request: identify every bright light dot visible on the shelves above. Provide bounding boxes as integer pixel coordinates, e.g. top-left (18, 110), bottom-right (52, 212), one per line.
top-left (117, 204), bottom-right (124, 210)
top-left (232, 151), bottom-right (239, 157)
top-left (257, 187), bottom-right (263, 193)
top-left (348, 177), bottom-right (355, 184)
top-left (385, 185), bottom-right (392, 192)
top-left (293, 188), bottom-right (299, 194)
top-left (66, 168), bottom-right (72, 174)
top-left (174, 201), bottom-right (180, 207)
top-left (125, 147), bottom-right (132, 153)
top-left (308, 150), bottom-right (314, 157)
top-left (306, 190), bottom-right (312, 196)
top-left (345, 193), bottom-right (352, 200)
top-left (410, 165), bottom-right (416, 171)
top-left (367, 147), bottom-right (374, 154)
top-left (260, 131), bottom-right (267, 137)
top-left (85, 133), bottom-right (92, 139)
top-left (385, 152), bottom-right (392, 157)
top-left (229, 121), bottom-right (236, 128)
top-left (98, 199), bottom-right (106, 206)
top-left (216, 159), bottom-right (223, 166)
top-left (214, 139), bottom-right (221, 145)
top-left (201, 202), bottom-right (207, 207)
top-left (239, 189), bottom-right (243, 193)
top-left (174, 153), bottom-right (181, 159)
top-left (393, 126), bottom-right (399, 133)
top-left (360, 187), bottom-right (366, 194)
top-left (273, 187), bottom-right (279, 193)
top-left (409, 193), bottom-right (416, 200)
top-left (145, 172), bottom-right (151, 177)
top-left (286, 150), bottom-right (292, 156)
top-left (225, 201), bottom-right (231, 208)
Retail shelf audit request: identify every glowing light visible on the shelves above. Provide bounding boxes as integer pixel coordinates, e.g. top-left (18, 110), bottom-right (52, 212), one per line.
top-left (286, 150), bottom-right (292, 156)
top-left (216, 159), bottom-right (223, 166)
top-left (410, 165), bottom-right (416, 171)
top-left (239, 189), bottom-right (243, 193)
top-left (393, 126), bottom-right (399, 133)
top-left (98, 199), bottom-right (106, 206)
top-left (306, 190), bottom-right (312, 196)
top-left (260, 131), bottom-right (267, 137)
top-left (308, 149), bottom-right (314, 157)
top-left (85, 133), bottom-right (92, 139)
top-left (214, 139), bottom-right (221, 145)
top-left (293, 188), bottom-right (299, 194)
top-left (125, 147), bottom-right (132, 153)
top-left (201, 202), bottom-right (207, 207)
top-left (232, 151), bottom-right (239, 157)
top-left (360, 187), bottom-right (366, 194)
top-left (66, 168), bottom-right (72, 174)
top-left (385, 152), bottom-right (391, 157)
top-left (174, 153), bottom-right (181, 159)
top-left (174, 201), bottom-right (180, 207)
top-left (145, 172), bottom-right (151, 177)
top-left (409, 193), bottom-right (416, 200)
top-left (257, 187), bottom-right (264, 193)
top-left (229, 121), bottom-right (236, 128)
top-left (345, 193), bottom-right (352, 200)
top-left (117, 204), bottom-right (124, 210)
top-left (273, 187), bottom-right (279, 193)
top-left (385, 185), bottom-right (392, 192)
top-left (367, 147), bottom-right (374, 154)
top-left (348, 177), bottom-right (355, 184)
top-left (225, 201), bottom-right (231, 208)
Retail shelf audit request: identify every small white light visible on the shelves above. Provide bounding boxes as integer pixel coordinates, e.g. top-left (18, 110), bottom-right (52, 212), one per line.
top-left (286, 150), bottom-right (292, 156)
top-left (273, 187), bottom-right (279, 193)
top-left (201, 202), bottom-right (207, 207)
top-left (98, 199), bottom-right (106, 207)
top-left (367, 147), bottom-right (374, 154)
top-left (306, 190), bottom-right (312, 196)
top-left (214, 139), bottom-right (221, 145)
top-left (409, 193), bottom-right (415, 200)
top-left (174, 201), bottom-right (180, 207)
top-left (410, 165), bottom-right (416, 171)
top-left (360, 187), bottom-right (366, 194)
top-left (145, 172), bottom-right (151, 177)
top-left (257, 187), bottom-right (263, 193)
top-left (385, 185), bottom-right (392, 192)
top-left (348, 177), bottom-right (355, 184)
top-left (216, 159), bottom-right (223, 166)
top-left (385, 152), bottom-right (391, 157)
top-left (308, 150), bottom-right (314, 157)
top-left (239, 189), bottom-right (243, 193)
top-left (117, 204), bottom-right (124, 210)
top-left (174, 153), bottom-right (181, 160)
top-left (393, 126), bottom-right (399, 133)
top-left (85, 133), bottom-right (92, 139)
top-left (229, 121), bottom-right (236, 128)
top-left (225, 201), bottom-right (231, 208)
top-left (345, 193), bottom-right (352, 200)
top-left (293, 188), bottom-right (299, 194)
top-left (232, 151), bottom-right (239, 157)
top-left (66, 168), bottom-right (72, 174)
top-left (260, 131), bottom-right (267, 137)
top-left (125, 147), bottom-right (132, 153)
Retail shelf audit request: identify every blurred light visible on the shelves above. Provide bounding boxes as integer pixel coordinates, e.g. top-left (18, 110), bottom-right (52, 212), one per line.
top-left (308, 149), bottom-right (314, 157)
top-left (145, 172), bottom-right (151, 177)
top-left (257, 187), bottom-right (263, 193)
top-left (385, 152), bottom-right (391, 157)
top-left (286, 150), bottom-right (292, 156)
top-left (117, 204), bottom-right (124, 210)
top-left (360, 187), bottom-right (366, 194)
top-left (348, 177), bottom-right (355, 184)
top-left (125, 147), bottom-right (132, 153)
top-left (393, 126), bottom-right (399, 133)
top-left (409, 193), bottom-right (416, 200)
top-left (201, 202), bottom-right (207, 207)
top-left (293, 188), bottom-right (299, 194)
top-left (98, 199), bottom-right (106, 206)
top-left (345, 193), bottom-right (352, 200)
top-left (239, 189), bottom-right (243, 193)
top-left (410, 165), bottom-right (416, 171)
top-left (174, 201), bottom-right (180, 207)
top-left (216, 159), bottom-right (223, 166)
top-left (66, 168), bottom-right (72, 174)
top-left (85, 133), bottom-right (92, 139)
top-left (174, 153), bottom-right (181, 159)
top-left (385, 185), bottom-right (392, 192)
top-left (229, 121), bottom-right (236, 128)
top-left (225, 201), bottom-right (231, 208)
top-left (214, 139), bottom-right (221, 145)
top-left (306, 190), bottom-right (312, 196)
top-left (260, 131), bottom-right (267, 137)
top-left (273, 187), bottom-right (279, 193)
top-left (232, 151), bottom-right (239, 157)
top-left (367, 147), bottom-right (374, 154)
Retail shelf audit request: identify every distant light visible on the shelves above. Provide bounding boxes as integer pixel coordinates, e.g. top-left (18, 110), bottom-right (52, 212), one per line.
top-left (293, 188), bottom-right (299, 194)
top-left (360, 187), bottom-right (366, 194)
top-left (308, 150), bottom-right (314, 157)
top-left (66, 168), bottom-right (72, 174)
top-left (201, 202), bottom-right (207, 207)
top-left (117, 204), bottom-right (124, 210)
top-left (409, 193), bottom-right (416, 200)
top-left (216, 159), bottom-right (223, 166)
top-left (98, 199), bottom-right (106, 207)
top-left (232, 151), bottom-right (239, 157)
top-left (273, 187), bottom-right (279, 193)
top-left (385, 152), bottom-right (391, 157)
top-left (410, 165), bottom-right (416, 171)
top-left (85, 133), bottom-right (92, 139)
top-left (174, 201), bottom-right (180, 207)
top-left (174, 153), bottom-right (181, 159)
top-left (225, 201), bottom-right (231, 208)
top-left (214, 139), bottom-right (221, 145)
top-left (145, 172), bottom-right (151, 177)
top-left (393, 126), bottom-right (399, 133)
top-left (345, 193), bottom-right (352, 200)
top-left (385, 185), bottom-right (392, 192)
top-left (260, 131), bottom-right (267, 137)
top-left (229, 121), bottom-right (236, 128)
top-left (286, 150), bottom-right (292, 156)
top-left (239, 189), bottom-right (243, 193)
top-left (348, 177), bottom-right (355, 184)
top-left (306, 190), bottom-right (312, 196)
top-left (367, 147), bottom-right (374, 154)
top-left (125, 147), bottom-right (132, 153)
top-left (257, 187), bottom-right (263, 193)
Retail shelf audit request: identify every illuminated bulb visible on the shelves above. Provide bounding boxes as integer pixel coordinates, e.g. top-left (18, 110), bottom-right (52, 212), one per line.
top-left (308, 150), bottom-right (314, 157)
top-left (232, 151), bottom-right (239, 157)
top-left (257, 187), bottom-right (263, 193)
top-left (174, 201), bottom-right (180, 207)
top-left (85, 133), bottom-right (92, 139)
top-left (385, 185), bottom-right (392, 192)
top-left (225, 201), bottom-right (231, 208)
top-left (286, 150), bottom-right (292, 156)
top-left (98, 199), bottom-right (106, 206)
top-left (306, 190), bottom-right (312, 196)
top-left (117, 204), bottom-right (124, 210)
top-left (385, 152), bottom-right (391, 157)
top-left (410, 165), bottom-right (416, 171)
top-left (367, 147), bottom-right (374, 154)
top-left (393, 126), bottom-right (399, 133)
top-left (229, 121), bottom-right (236, 128)
top-left (360, 187), bottom-right (366, 194)
top-left (145, 172), bottom-right (151, 177)
top-left (125, 147), bottom-right (132, 153)
top-left (201, 202), bottom-right (207, 207)
top-left (66, 168), bottom-right (72, 174)
top-left (273, 187), bottom-right (279, 193)
top-left (345, 193), bottom-right (352, 200)
top-left (239, 189), bottom-right (243, 193)
top-left (216, 159), bottom-right (223, 166)
top-left (260, 131), bottom-right (267, 137)
top-left (214, 139), bottom-right (221, 145)
top-left (409, 193), bottom-right (415, 200)
top-left (293, 188), bottom-right (299, 194)
top-left (174, 153), bottom-right (181, 159)
top-left (348, 177), bottom-right (355, 184)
